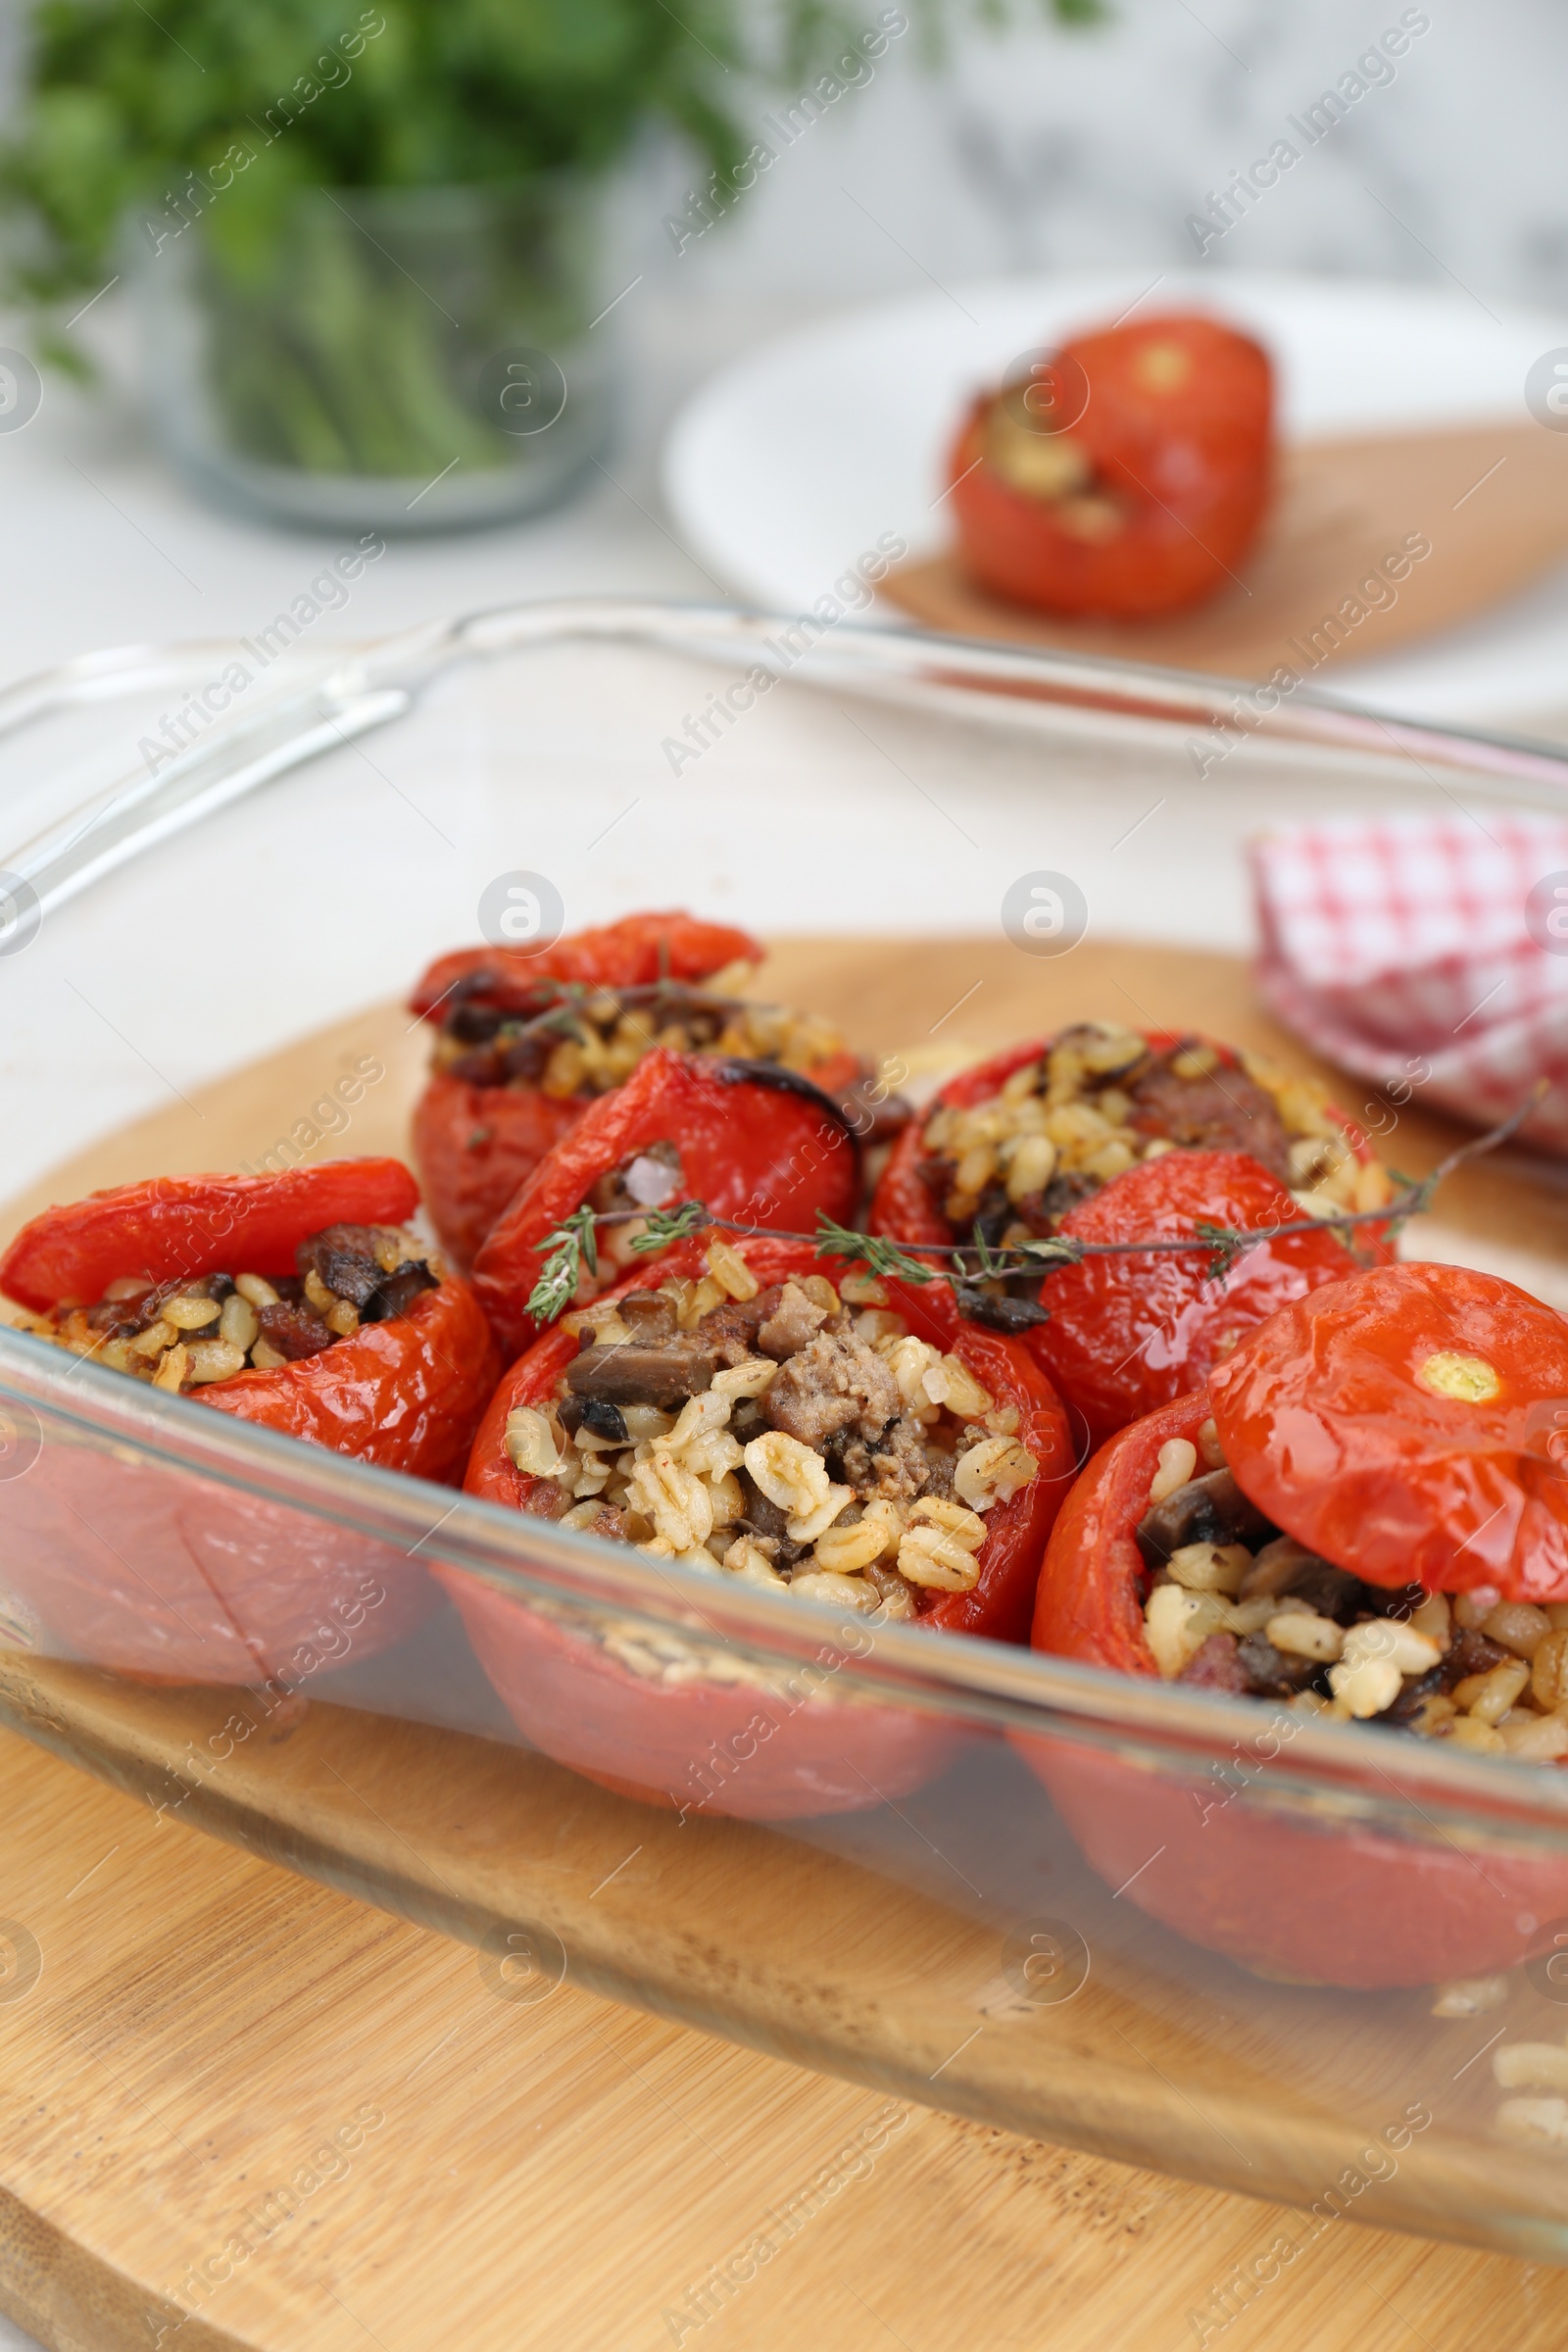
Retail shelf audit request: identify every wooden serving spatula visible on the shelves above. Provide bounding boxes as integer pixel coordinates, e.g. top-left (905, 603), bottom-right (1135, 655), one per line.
top-left (880, 421), bottom-right (1568, 680)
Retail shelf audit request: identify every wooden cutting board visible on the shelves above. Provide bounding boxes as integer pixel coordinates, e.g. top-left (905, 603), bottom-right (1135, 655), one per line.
top-left (880, 422), bottom-right (1568, 680)
top-left (5, 1713), bottom-right (1568, 2352)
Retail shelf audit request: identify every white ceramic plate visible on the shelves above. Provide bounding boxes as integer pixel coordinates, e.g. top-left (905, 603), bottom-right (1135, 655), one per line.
top-left (662, 270), bottom-right (1568, 727)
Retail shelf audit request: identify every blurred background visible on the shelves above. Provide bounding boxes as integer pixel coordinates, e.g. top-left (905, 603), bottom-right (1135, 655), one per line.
top-left (3, 0), bottom-right (1568, 721)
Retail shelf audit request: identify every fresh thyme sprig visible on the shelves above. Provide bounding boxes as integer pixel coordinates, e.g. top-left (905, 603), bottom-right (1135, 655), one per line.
top-left (521, 1087), bottom-right (1544, 1326)
top-left (526, 1204), bottom-right (600, 1325)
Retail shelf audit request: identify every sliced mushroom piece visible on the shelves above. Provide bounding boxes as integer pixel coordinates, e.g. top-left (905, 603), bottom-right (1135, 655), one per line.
top-left (618, 1291), bottom-right (679, 1340)
top-left (564, 1338), bottom-right (720, 1411)
top-left (559, 1393), bottom-right (630, 1446)
top-left (952, 1285), bottom-right (1051, 1334)
top-left (1235, 1631), bottom-right (1321, 1695)
top-left (1136, 1468), bottom-right (1273, 1566)
top-left (368, 1263), bottom-right (440, 1320)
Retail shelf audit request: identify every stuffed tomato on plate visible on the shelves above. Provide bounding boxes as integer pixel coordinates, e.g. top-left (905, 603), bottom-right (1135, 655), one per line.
top-left (948, 311), bottom-right (1274, 619)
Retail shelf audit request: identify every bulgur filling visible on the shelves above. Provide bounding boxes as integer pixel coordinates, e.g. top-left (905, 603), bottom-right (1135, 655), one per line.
top-left (507, 1246), bottom-right (1040, 1619)
top-left (982, 376), bottom-right (1126, 543)
top-left (26, 1223), bottom-right (439, 1394)
top-left (1139, 1423), bottom-right (1568, 1764)
top-left (919, 1023), bottom-right (1394, 1247)
top-left (434, 980), bottom-right (852, 1101)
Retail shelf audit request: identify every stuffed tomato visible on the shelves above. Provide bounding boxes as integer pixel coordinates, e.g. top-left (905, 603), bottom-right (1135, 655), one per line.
top-left (0, 1159), bottom-right (499, 1683)
top-left (949, 312), bottom-right (1273, 619)
top-left (470, 1046), bottom-right (869, 1362)
top-left (871, 1022), bottom-right (1392, 1450)
top-left (1020, 1262), bottom-right (1568, 1988)
top-left (411, 908), bottom-right (884, 1269)
top-left (443, 1230), bottom-right (1073, 1819)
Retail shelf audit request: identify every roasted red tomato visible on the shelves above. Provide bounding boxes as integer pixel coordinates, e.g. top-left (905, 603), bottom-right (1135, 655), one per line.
top-left (1, 1160), bottom-right (500, 1683)
top-left (1035, 1150), bottom-right (1385, 1452)
top-left (949, 313), bottom-right (1273, 618)
top-left (443, 1231), bottom-right (1073, 1818)
top-left (409, 909), bottom-right (762, 1025)
top-left (870, 1023), bottom-right (1389, 1448)
top-left (1, 1159), bottom-right (421, 1311)
top-left (410, 910), bottom-right (779, 1269)
top-left (470, 1048), bottom-right (866, 1362)
top-left (1209, 1262), bottom-right (1568, 1603)
top-left (1023, 1299), bottom-right (1568, 1987)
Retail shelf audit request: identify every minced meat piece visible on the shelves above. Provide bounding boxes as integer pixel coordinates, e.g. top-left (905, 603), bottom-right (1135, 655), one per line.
top-left (757, 1280), bottom-right (832, 1360)
top-left (867, 1413), bottom-right (936, 1505)
top-left (256, 1301), bottom-right (336, 1362)
top-left (918, 1446), bottom-right (958, 1504)
top-left (1125, 1048), bottom-right (1291, 1180)
top-left (1178, 1634), bottom-right (1251, 1692)
top-left (819, 1418), bottom-right (938, 1506)
top-left (700, 1289), bottom-right (776, 1366)
top-left (522, 1480), bottom-right (570, 1520)
top-left (762, 1327), bottom-right (901, 1449)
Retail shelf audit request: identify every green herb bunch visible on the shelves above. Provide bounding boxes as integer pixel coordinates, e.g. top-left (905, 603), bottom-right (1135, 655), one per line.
top-left (2, 0), bottom-right (1099, 322)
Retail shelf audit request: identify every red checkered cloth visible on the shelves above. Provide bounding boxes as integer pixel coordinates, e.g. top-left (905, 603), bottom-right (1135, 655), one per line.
top-left (1250, 813), bottom-right (1568, 1154)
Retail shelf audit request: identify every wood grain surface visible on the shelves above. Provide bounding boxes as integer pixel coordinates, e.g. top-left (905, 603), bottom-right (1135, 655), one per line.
top-left (879, 423), bottom-right (1568, 681)
top-left (5, 938), bottom-right (1568, 2348)
top-left (4, 1716), bottom-right (1568, 2352)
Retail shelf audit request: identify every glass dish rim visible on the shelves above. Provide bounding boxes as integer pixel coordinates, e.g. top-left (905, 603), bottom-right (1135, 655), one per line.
top-left (10, 593), bottom-right (1568, 1838)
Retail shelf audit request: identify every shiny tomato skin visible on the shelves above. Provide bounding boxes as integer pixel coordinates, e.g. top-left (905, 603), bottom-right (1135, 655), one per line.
top-left (1210, 1262), bottom-right (1568, 1602)
top-left (1034, 1150), bottom-right (1380, 1451)
top-left (409, 910), bottom-right (761, 1023)
top-left (0, 1159), bottom-right (419, 1313)
top-left (412, 1073), bottom-right (590, 1273)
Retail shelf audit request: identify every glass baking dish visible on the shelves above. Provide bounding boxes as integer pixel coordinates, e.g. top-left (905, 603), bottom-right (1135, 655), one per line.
top-left (9, 602), bottom-right (1568, 2265)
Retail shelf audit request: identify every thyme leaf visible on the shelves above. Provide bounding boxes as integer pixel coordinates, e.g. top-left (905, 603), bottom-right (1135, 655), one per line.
top-left (1012, 1236), bottom-right (1087, 1269)
top-left (628, 1200), bottom-right (710, 1253)
top-left (526, 1204), bottom-right (599, 1325)
top-left (1193, 1218), bottom-right (1248, 1284)
top-left (811, 1217), bottom-right (940, 1286)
